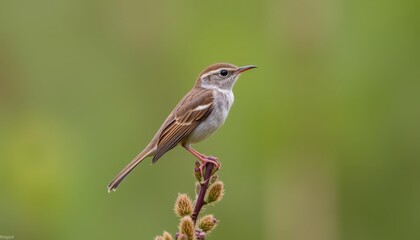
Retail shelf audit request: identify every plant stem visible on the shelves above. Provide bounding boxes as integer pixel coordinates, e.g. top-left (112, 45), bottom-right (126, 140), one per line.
top-left (192, 163), bottom-right (214, 224)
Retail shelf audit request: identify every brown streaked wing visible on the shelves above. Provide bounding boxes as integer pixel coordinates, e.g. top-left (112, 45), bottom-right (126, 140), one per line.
top-left (152, 89), bottom-right (214, 163)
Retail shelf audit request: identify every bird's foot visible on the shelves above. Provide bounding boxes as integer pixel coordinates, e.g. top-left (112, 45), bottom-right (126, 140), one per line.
top-left (198, 156), bottom-right (220, 177)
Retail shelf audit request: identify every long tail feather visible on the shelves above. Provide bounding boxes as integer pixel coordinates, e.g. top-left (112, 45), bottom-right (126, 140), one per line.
top-left (107, 148), bottom-right (153, 192)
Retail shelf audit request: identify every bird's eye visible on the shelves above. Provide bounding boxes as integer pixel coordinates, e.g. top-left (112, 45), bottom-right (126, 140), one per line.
top-left (220, 69), bottom-right (228, 76)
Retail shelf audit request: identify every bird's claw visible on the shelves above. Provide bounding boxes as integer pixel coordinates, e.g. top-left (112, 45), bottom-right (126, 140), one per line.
top-left (198, 156), bottom-right (220, 177)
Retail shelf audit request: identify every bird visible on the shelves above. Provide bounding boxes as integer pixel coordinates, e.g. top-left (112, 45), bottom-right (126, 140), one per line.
top-left (107, 63), bottom-right (256, 192)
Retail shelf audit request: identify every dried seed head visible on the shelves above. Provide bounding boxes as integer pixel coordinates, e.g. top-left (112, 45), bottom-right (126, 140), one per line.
top-left (155, 236), bottom-right (164, 240)
top-left (198, 214), bottom-right (218, 233)
top-left (206, 181), bottom-right (224, 204)
top-left (163, 231), bottom-right (173, 240)
top-left (174, 194), bottom-right (193, 217)
top-left (178, 216), bottom-right (196, 240)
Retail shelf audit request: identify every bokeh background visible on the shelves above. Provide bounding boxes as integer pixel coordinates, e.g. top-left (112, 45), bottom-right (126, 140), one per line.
top-left (1, 0), bottom-right (419, 239)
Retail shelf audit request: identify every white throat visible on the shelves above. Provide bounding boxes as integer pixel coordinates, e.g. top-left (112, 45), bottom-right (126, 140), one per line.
top-left (200, 83), bottom-right (232, 95)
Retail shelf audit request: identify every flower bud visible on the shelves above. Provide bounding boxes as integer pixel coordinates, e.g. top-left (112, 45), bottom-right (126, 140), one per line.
top-left (178, 216), bottom-right (195, 240)
top-left (163, 231), bottom-right (173, 240)
top-left (206, 181), bottom-right (224, 204)
top-left (174, 194), bottom-right (193, 217)
top-left (210, 174), bottom-right (218, 185)
top-left (194, 161), bottom-right (202, 182)
top-left (176, 233), bottom-right (187, 240)
top-left (195, 230), bottom-right (206, 240)
top-left (195, 182), bottom-right (201, 197)
top-left (198, 214), bottom-right (218, 233)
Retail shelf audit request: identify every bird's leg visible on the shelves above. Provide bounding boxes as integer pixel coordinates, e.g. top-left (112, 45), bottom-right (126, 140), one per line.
top-left (184, 147), bottom-right (220, 175)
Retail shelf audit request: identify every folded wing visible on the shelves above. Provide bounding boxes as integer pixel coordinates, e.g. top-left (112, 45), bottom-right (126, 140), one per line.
top-left (152, 89), bottom-right (214, 163)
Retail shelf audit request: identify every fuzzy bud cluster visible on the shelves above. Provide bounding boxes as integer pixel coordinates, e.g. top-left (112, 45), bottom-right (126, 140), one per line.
top-left (155, 161), bottom-right (223, 240)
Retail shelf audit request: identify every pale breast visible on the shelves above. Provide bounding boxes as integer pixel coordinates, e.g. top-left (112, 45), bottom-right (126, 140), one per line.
top-left (186, 90), bottom-right (234, 144)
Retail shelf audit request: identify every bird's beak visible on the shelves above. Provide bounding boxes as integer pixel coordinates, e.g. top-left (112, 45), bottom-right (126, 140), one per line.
top-left (236, 65), bottom-right (257, 74)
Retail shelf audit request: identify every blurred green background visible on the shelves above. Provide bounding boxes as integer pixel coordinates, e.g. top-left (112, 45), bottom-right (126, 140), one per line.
top-left (1, 0), bottom-right (419, 239)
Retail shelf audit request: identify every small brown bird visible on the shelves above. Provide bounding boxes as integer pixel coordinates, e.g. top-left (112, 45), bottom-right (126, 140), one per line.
top-left (107, 63), bottom-right (256, 192)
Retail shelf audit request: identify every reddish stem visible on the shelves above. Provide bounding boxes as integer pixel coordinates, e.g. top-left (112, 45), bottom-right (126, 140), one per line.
top-left (192, 162), bottom-right (214, 224)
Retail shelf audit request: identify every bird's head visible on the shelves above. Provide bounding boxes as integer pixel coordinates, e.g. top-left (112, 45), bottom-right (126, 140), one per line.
top-left (195, 63), bottom-right (257, 90)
